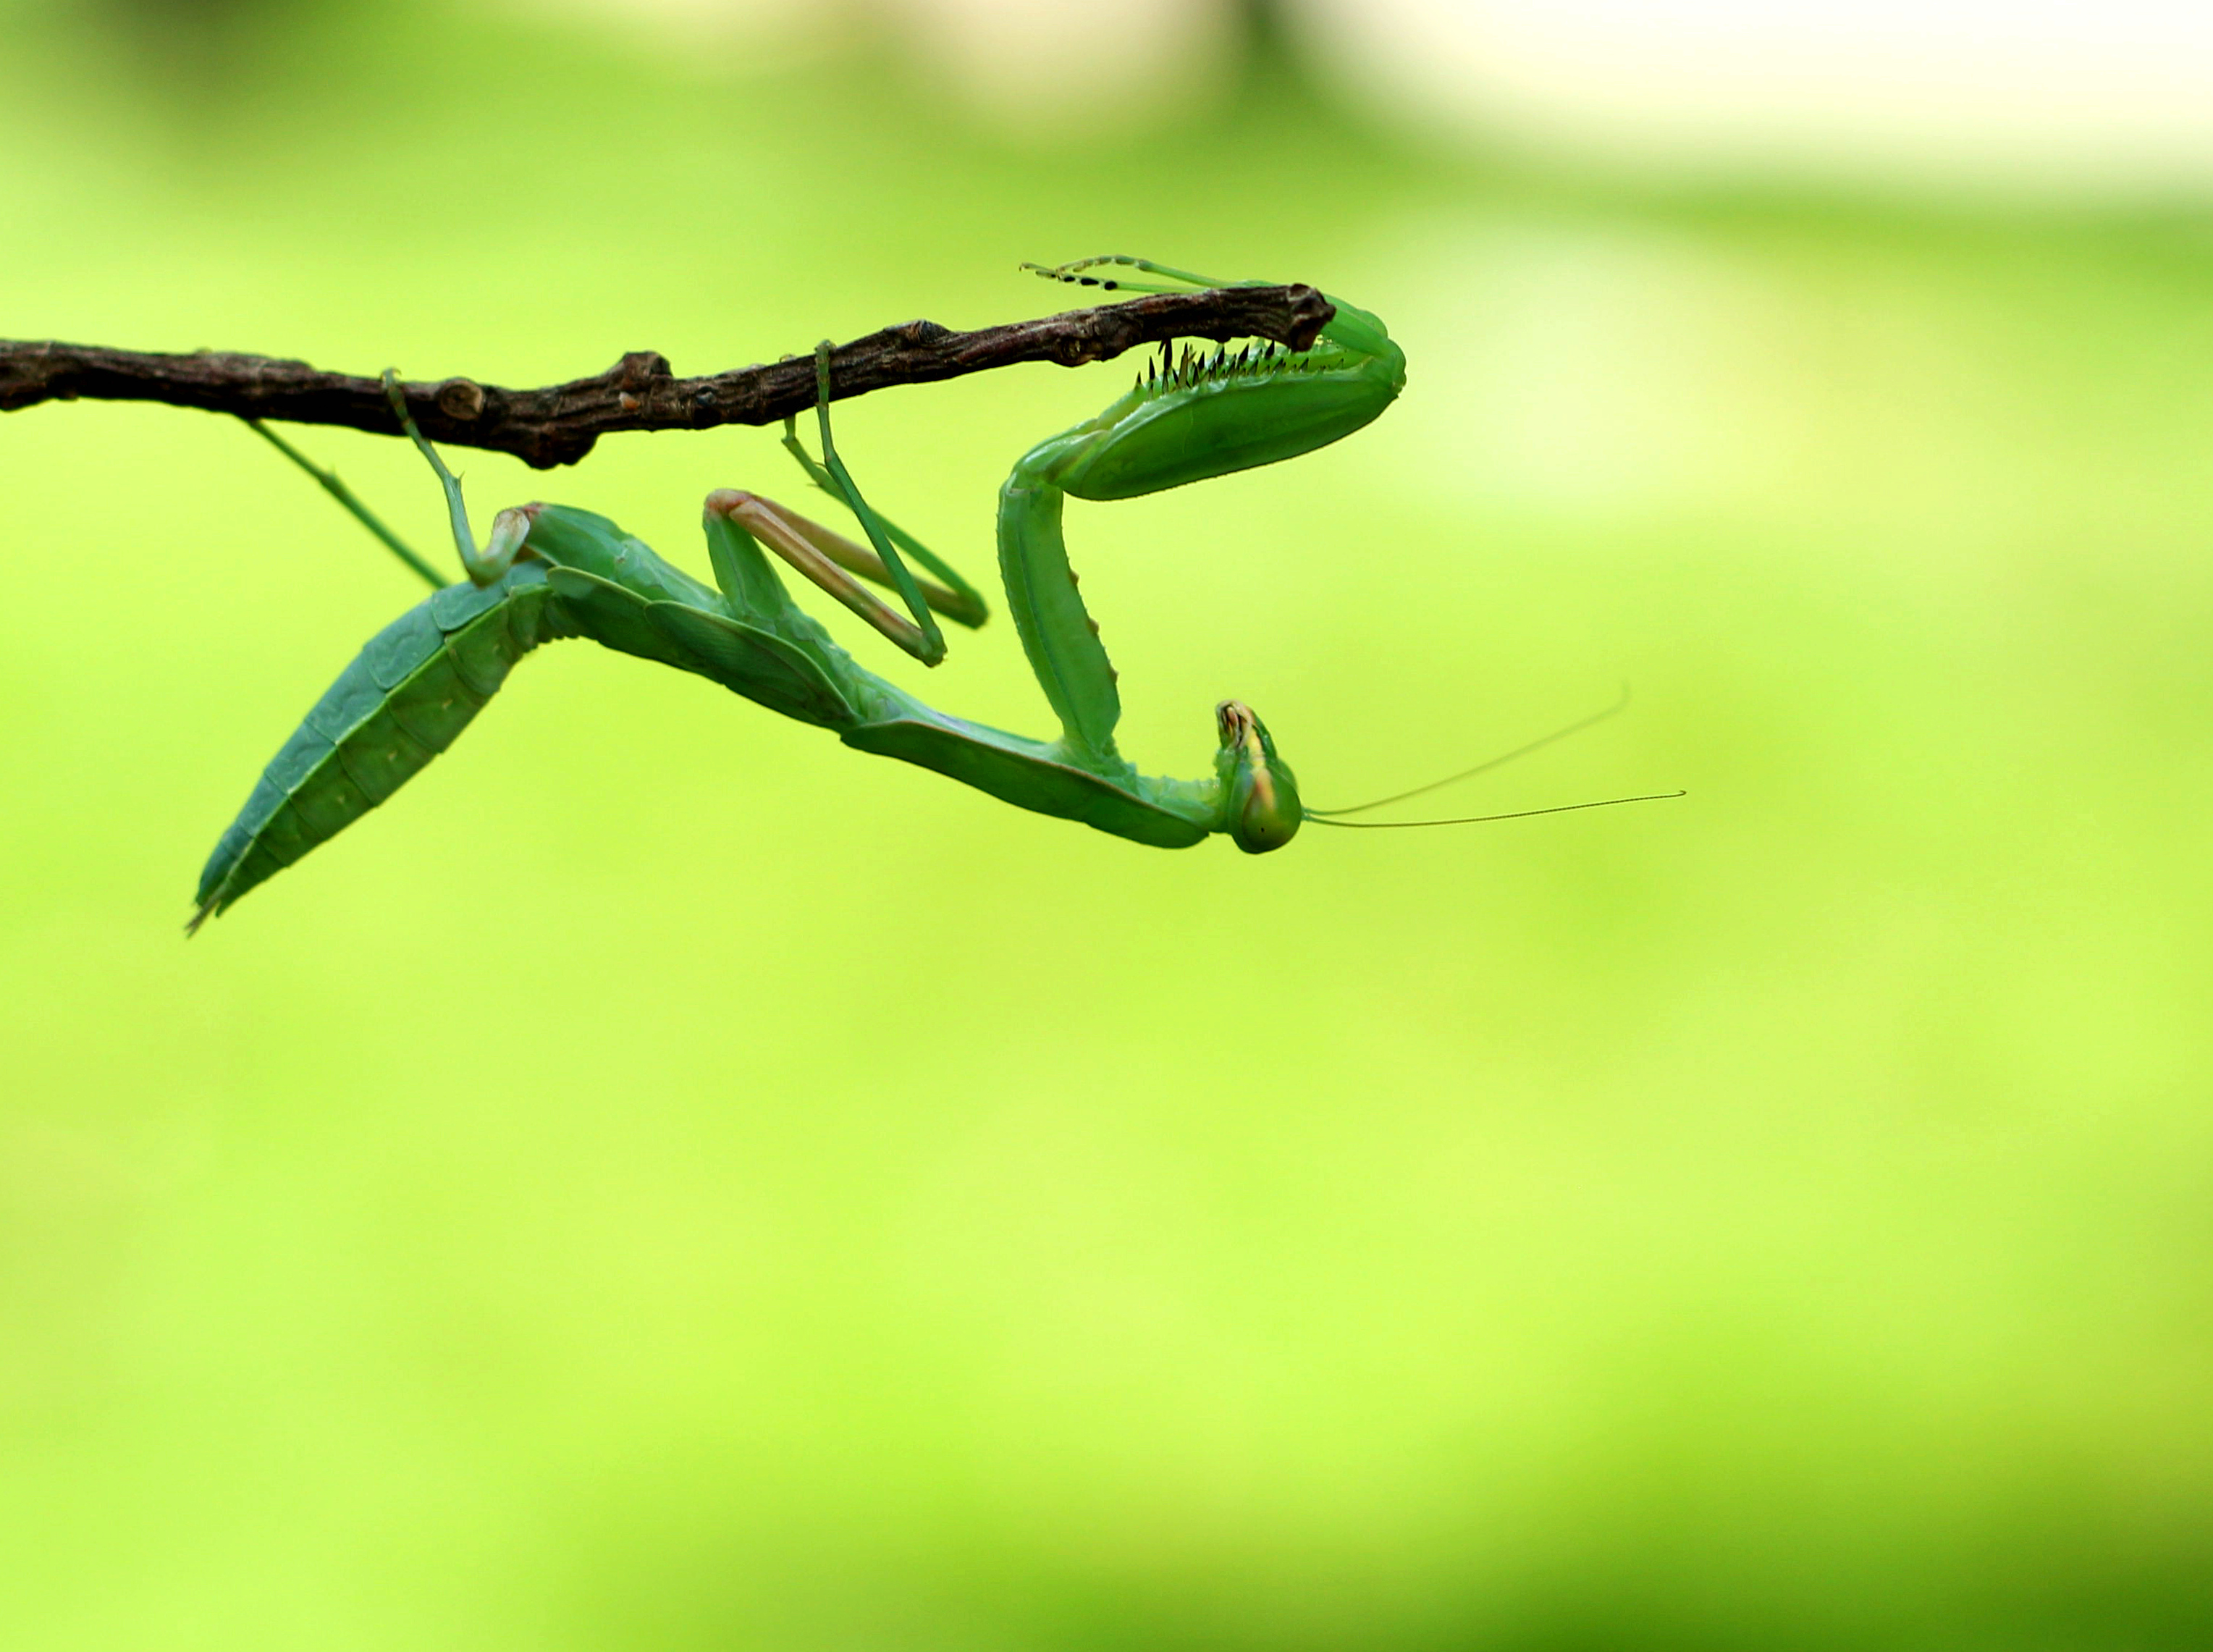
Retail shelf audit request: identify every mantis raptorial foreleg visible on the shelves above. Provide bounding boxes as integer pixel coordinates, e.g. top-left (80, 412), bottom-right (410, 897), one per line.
top-left (1018, 255), bottom-right (1242, 294)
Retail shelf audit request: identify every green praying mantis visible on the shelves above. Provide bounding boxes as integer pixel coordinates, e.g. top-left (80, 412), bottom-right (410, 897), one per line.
top-left (190, 256), bottom-right (1678, 930)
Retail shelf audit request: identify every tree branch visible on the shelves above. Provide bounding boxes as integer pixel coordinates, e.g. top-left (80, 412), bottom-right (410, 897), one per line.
top-left (0, 285), bottom-right (1336, 471)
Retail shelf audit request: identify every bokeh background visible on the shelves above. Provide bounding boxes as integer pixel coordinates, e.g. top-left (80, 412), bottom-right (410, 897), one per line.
top-left (5, 1), bottom-right (2212, 1646)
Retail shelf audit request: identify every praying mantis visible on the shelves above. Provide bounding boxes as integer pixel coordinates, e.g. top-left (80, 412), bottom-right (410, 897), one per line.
top-left (190, 256), bottom-right (1676, 930)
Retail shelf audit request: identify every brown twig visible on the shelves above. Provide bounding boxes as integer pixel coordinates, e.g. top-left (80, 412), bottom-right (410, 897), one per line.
top-left (0, 285), bottom-right (1335, 471)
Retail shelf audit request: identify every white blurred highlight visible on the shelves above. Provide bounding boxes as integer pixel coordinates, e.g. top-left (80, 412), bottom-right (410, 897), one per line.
top-left (525, 0), bottom-right (832, 53)
top-left (522, 0), bottom-right (1240, 117)
top-left (523, 0), bottom-right (2213, 190)
top-left (1286, 0), bottom-right (2213, 190)
top-left (874, 0), bottom-right (1238, 119)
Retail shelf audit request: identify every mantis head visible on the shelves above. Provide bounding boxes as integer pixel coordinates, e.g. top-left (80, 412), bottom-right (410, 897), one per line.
top-left (1215, 700), bottom-right (1303, 854)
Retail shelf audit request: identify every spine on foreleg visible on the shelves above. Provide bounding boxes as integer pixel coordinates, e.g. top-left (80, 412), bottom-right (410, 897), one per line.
top-left (190, 563), bottom-right (571, 930)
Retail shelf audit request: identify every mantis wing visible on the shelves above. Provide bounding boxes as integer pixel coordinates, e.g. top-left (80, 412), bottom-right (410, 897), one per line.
top-left (191, 565), bottom-right (569, 930)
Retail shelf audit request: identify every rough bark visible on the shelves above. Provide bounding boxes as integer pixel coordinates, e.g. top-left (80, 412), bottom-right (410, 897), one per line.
top-left (0, 285), bottom-right (1336, 469)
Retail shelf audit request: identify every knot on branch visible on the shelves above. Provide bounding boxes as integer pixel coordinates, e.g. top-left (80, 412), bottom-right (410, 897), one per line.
top-left (435, 378), bottom-right (487, 421)
top-left (611, 350), bottom-right (672, 391)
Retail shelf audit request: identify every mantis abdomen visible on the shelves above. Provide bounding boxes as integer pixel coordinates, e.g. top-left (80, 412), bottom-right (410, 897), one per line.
top-left (190, 562), bottom-right (573, 930)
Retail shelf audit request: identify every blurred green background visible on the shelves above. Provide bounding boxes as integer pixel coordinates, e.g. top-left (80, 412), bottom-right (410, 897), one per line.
top-left (5, 1), bottom-right (2212, 1647)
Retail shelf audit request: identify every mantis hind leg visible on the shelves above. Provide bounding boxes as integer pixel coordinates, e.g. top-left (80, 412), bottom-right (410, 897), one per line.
top-left (382, 371), bottom-right (530, 588)
top-left (245, 419), bottom-right (447, 590)
top-left (1021, 256), bottom-right (1249, 294)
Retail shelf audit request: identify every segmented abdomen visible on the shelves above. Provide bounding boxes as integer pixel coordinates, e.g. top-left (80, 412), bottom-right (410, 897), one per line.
top-left (191, 564), bottom-right (570, 929)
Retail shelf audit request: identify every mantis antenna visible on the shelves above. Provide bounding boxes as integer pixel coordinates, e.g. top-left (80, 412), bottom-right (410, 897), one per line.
top-left (1300, 686), bottom-right (1680, 829)
top-left (1305, 685), bottom-right (1634, 819)
top-left (1303, 791), bottom-right (1685, 830)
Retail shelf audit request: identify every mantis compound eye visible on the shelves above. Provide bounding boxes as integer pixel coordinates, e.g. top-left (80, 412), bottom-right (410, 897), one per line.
top-left (1215, 700), bottom-right (1303, 854)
